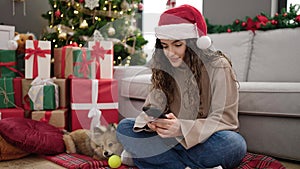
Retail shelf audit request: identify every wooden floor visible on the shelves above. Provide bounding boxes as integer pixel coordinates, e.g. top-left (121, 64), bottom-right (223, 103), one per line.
top-left (0, 154), bottom-right (66, 169)
top-left (0, 154), bottom-right (300, 169)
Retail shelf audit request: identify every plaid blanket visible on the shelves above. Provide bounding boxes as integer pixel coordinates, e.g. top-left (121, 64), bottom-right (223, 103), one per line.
top-left (236, 152), bottom-right (286, 169)
top-left (45, 152), bottom-right (285, 169)
top-left (44, 153), bottom-right (135, 169)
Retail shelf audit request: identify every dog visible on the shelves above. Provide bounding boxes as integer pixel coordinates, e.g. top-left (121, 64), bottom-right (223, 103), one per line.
top-left (63, 124), bottom-right (123, 160)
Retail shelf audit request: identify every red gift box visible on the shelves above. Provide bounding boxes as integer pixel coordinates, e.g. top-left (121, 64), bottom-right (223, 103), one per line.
top-left (70, 78), bottom-right (118, 131)
top-left (0, 108), bottom-right (24, 120)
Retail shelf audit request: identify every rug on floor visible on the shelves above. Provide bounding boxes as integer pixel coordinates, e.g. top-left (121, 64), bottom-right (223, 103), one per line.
top-left (44, 152), bottom-right (285, 169)
top-left (44, 153), bottom-right (135, 169)
top-left (236, 152), bottom-right (286, 169)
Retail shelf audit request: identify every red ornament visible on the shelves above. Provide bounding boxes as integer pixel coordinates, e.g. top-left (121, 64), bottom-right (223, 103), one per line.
top-left (275, 13), bottom-right (279, 17)
top-left (283, 13), bottom-right (288, 17)
top-left (295, 15), bottom-right (300, 22)
top-left (55, 9), bottom-right (61, 18)
top-left (241, 22), bottom-right (247, 27)
top-left (271, 20), bottom-right (277, 25)
top-left (138, 2), bottom-right (144, 11)
top-left (227, 28), bottom-right (232, 33)
top-left (235, 19), bottom-right (240, 24)
top-left (257, 15), bottom-right (269, 26)
top-left (79, 0), bottom-right (85, 3)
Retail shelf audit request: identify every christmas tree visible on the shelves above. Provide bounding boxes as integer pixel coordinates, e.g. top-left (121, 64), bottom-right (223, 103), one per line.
top-left (41, 0), bottom-right (148, 66)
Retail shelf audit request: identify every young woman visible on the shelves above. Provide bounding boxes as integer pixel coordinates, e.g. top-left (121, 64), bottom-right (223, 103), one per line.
top-left (117, 4), bottom-right (247, 169)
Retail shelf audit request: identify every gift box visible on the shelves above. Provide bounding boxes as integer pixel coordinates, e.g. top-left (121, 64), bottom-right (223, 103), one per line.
top-left (25, 40), bottom-right (51, 79)
top-left (31, 109), bottom-right (68, 129)
top-left (73, 48), bottom-right (95, 79)
top-left (22, 78), bottom-right (68, 109)
top-left (0, 77), bottom-right (23, 108)
top-left (70, 78), bottom-right (118, 131)
top-left (88, 40), bottom-right (113, 79)
top-left (53, 46), bottom-right (80, 78)
top-left (0, 77), bottom-right (15, 108)
top-left (27, 78), bottom-right (59, 110)
top-left (0, 50), bottom-right (23, 77)
top-left (0, 108), bottom-right (24, 120)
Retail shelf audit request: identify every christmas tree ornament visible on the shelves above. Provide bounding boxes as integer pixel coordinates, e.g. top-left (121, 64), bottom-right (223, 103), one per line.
top-left (138, 2), bottom-right (144, 11)
top-left (12, 0), bottom-right (26, 16)
top-left (127, 25), bottom-right (136, 35)
top-left (93, 30), bottom-right (104, 41)
top-left (79, 0), bottom-right (85, 3)
top-left (58, 32), bottom-right (67, 40)
top-left (84, 0), bottom-right (99, 10)
top-left (79, 19), bottom-right (89, 29)
top-left (55, 9), bottom-right (61, 18)
top-left (121, 0), bottom-right (129, 11)
top-left (108, 26), bottom-right (116, 36)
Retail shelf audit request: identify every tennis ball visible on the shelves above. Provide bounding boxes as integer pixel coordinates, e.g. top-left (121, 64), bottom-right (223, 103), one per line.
top-left (108, 155), bottom-right (122, 168)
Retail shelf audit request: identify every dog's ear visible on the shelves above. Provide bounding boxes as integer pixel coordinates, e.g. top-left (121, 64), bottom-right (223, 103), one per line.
top-left (93, 125), bottom-right (106, 134)
top-left (107, 123), bottom-right (118, 132)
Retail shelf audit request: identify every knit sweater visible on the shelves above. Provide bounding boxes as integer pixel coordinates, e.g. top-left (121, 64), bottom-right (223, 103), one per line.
top-left (133, 57), bottom-right (239, 149)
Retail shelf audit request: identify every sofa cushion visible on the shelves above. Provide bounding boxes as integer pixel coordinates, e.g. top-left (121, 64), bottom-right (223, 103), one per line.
top-left (247, 28), bottom-right (300, 82)
top-left (238, 82), bottom-right (300, 116)
top-left (121, 74), bottom-right (151, 100)
top-left (209, 31), bottom-right (253, 82)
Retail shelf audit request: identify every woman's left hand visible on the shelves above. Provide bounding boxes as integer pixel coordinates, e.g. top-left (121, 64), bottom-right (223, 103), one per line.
top-left (149, 113), bottom-right (182, 138)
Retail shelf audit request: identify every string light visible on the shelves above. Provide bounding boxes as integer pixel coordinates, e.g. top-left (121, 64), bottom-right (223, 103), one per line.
top-left (74, 10), bottom-right (79, 14)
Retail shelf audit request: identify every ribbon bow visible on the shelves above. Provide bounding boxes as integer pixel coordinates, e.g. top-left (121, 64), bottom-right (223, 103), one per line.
top-left (91, 41), bottom-right (112, 79)
top-left (28, 77), bottom-right (58, 110)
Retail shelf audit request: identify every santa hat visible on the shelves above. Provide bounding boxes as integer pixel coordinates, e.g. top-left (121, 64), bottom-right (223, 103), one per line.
top-left (155, 4), bottom-right (212, 49)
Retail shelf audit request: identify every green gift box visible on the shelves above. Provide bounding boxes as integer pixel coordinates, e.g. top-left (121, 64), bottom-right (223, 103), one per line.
top-left (0, 50), bottom-right (17, 77)
top-left (28, 78), bottom-right (59, 110)
top-left (0, 77), bottom-right (15, 108)
top-left (73, 48), bottom-right (94, 79)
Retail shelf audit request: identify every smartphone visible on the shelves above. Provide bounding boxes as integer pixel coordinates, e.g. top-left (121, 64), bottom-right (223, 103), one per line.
top-left (142, 106), bottom-right (168, 119)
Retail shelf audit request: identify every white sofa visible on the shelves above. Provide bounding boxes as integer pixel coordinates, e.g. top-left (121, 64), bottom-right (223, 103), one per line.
top-left (113, 27), bottom-right (300, 162)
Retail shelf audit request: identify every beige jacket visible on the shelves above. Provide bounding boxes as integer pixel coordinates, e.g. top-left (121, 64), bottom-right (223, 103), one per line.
top-left (133, 57), bottom-right (239, 149)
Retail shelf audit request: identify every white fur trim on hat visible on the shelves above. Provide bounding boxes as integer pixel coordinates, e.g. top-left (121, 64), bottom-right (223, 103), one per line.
top-left (196, 36), bottom-right (211, 49)
top-left (155, 23), bottom-right (197, 40)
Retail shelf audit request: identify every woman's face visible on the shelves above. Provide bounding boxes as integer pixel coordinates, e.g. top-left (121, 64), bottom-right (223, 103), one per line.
top-left (160, 39), bottom-right (187, 67)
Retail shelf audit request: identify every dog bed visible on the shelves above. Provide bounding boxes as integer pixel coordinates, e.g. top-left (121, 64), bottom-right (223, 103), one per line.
top-left (44, 152), bottom-right (285, 169)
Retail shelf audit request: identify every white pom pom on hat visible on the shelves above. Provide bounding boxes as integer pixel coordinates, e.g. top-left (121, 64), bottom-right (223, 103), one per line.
top-left (197, 36), bottom-right (212, 49)
top-left (155, 4), bottom-right (212, 49)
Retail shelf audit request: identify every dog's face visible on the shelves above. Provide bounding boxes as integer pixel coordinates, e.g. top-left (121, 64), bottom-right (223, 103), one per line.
top-left (90, 124), bottom-right (123, 160)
